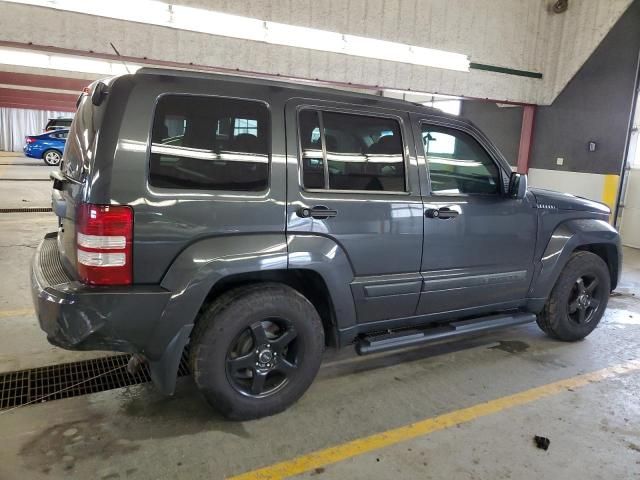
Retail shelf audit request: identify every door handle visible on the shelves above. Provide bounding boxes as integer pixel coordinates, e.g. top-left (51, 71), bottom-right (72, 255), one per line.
top-left (425, 207), bottom-right (460, 220)
top-left (297, 205), bottom-right (338, 219)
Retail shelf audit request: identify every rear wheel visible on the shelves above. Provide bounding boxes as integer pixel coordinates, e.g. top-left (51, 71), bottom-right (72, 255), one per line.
top-left (536, 251), bottom-right (610, 341)
top-left (190, 283), bottom-right (325, 420)
top-left (42, 149), bottom-right (62, 166)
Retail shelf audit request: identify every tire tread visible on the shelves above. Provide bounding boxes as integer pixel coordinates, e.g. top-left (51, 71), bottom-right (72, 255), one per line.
top-left (536, 251), bottom-right (610, 341)
top-left (189, 283), bottom-right (324, 420)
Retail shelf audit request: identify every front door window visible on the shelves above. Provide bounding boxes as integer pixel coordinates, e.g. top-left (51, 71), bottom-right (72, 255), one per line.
top-left (422, 125), bottom-right (501, 195)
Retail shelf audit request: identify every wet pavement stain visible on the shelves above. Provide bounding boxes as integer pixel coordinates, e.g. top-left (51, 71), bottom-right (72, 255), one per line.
top-left (17, 380), bottom-right (253, 476)
top-left (117, 382), bottom-right (252, 440)
top-left (490, 340), bottom-right (530, 354)
top-left (19, 417), bottom-right (140, 475)
top-left (628, 443), bottom-right (640, 453)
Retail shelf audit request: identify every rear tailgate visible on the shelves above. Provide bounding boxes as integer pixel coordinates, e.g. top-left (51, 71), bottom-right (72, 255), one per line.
top-left (52, 172), bottom-right (82, 278)
top-left (53, 82), bottom-right (108, 279)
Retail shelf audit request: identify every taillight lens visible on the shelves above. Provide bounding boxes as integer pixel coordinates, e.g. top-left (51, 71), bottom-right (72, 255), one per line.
top-left (26, 137), bottom-right (36, 143)
top-left (76, 203), bottom-right (133, 285)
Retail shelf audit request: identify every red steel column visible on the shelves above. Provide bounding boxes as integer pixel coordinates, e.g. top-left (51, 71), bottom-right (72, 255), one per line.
top-left (517, 105), bottom-right (536, 174)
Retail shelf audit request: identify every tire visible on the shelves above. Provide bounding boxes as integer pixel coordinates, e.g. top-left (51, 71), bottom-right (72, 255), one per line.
top-left (190, 283), bottom-right (325, 420)
top-left (536, 251), bottom-right (610, 341)
top-left (42, 149), bottom-right (62, 166)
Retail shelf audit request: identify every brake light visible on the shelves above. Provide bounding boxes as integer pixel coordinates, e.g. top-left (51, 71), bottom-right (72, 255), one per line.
top-left (26, 137), bottom-right (36, 143)
top-left (76, 203), bottom-right (133, 285)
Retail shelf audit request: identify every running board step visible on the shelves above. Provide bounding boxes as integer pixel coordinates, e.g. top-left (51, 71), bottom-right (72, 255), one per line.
top-left (356, 312), bottom-right (536, 355)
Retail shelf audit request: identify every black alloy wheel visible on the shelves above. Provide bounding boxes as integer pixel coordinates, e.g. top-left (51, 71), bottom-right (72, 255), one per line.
top-left (190, 283), bottom-right (325, 420)
top-left (226, 318), bottom-right (298, 398)
top-left (567, 274), bottom-right (602, 325)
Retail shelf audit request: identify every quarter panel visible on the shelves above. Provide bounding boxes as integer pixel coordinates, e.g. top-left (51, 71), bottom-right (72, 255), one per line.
top-left (93, 75), bottom-right (288, 284)
top-left (148, 234), bottom-right (288, 359)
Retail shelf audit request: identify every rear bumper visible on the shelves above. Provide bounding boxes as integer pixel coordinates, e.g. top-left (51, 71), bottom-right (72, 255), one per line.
top-left (31, 233), bottom-right (173, 354)
top-left (23, 144), bottom-right (41, 158)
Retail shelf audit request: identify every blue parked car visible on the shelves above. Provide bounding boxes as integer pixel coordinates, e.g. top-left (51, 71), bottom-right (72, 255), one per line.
top-left (23, 129), bottom-right (68, 166)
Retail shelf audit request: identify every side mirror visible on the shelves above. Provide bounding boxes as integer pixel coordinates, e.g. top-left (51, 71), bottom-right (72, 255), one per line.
top-left (508, 172), bottom-right (528, 199)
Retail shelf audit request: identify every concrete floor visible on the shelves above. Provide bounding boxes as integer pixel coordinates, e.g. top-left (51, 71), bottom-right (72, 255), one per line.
top-left (0, 154), bottom-right (639, 479)
top-left (0, 153), bottom-right (51, 208)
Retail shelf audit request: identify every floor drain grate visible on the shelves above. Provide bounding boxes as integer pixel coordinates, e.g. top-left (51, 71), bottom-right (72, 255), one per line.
top-left (0, 163), bottom-right (49, 167)
top-left (0, 178), bottom-right (50, 182)
top-left (0, 207), bottom-right (53, 214)
top-left (0, 354), bottom-right (190, 410)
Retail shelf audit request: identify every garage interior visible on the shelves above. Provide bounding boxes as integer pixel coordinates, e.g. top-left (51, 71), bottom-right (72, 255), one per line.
top-left (1, 0), bottom-right (640, 478)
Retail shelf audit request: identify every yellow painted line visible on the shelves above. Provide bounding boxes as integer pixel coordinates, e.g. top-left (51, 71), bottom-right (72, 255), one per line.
top-left (229, 359), bottom-right (640, 480)
top-left (0, 308), bottom-right (34, 318)
top-left (602, 174), bottom-right (619, 223)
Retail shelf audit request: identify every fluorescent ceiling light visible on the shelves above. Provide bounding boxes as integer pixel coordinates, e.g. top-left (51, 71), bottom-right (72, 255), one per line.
top-left (0, 47), bottom-right (141, 75)
top-left (422, 99), bottom-right (461, 116)
top-left (3, 0), bottom-right (470, 72)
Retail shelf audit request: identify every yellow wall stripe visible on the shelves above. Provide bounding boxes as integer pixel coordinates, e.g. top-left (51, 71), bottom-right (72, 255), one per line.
top-left (228, 359), bottom-right (640, 480)
top-left (0, 308), bottom-right (34, 319)
top-left (602, 174), bottom-right (619, 220)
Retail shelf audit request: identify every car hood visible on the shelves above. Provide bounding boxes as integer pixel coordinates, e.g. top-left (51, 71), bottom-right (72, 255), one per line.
top-left (530, 188), bottom-right (610, 214)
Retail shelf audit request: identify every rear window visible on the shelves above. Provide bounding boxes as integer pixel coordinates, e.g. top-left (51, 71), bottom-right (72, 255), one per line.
top-left (149, 94), bottom-right (270, 191)
top-left (61, 99), bottom-right (97, 181)
top-left (46, 119), bottom-right (72, 130)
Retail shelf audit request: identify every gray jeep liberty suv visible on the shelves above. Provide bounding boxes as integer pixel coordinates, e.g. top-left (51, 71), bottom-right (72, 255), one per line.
top-left (31, 68), bottom-right (621, 420)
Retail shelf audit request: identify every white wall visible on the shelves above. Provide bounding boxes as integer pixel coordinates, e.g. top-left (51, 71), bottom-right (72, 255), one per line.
top-left (528, 168), bottom-right (607, 203)
top-left (527, 168), bottom-right (619, 225)
top-left (0, 107), bottom-right (69, 151)
top-left (620, 170), bottom-right (640, 248)
top-left (620, 94), bottom-right (640, 247)
top-left (0, 0), bottom-right (632, 105)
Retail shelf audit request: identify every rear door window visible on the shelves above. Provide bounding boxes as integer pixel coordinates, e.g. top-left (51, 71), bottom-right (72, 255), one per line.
top-left (298, 109), bottom-right (406, 192)
top-left (150, 95), bottom-right (269, 191)
top-left (299, 110), bottom-right (325, 189)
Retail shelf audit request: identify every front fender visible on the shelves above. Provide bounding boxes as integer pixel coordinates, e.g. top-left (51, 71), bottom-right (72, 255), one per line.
top-left (529, 219), bottom-right (620, 307)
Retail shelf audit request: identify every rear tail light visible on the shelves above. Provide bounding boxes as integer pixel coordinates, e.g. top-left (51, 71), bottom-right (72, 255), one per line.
top-left (25, 137), bottom-right (36, 143)
top-left (76, 203), bottom-right (133, 285)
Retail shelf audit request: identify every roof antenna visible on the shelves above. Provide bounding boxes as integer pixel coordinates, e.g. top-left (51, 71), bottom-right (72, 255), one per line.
top-left (109, 42), bottom-right (131, 74)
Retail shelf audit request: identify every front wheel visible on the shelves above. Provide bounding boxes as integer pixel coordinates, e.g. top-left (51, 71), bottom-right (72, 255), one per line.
top-left (190, 283), bottom-right (325, 420)
top-left (536, 251), bottom-right (610, 341)
top-left (42, 149), bottom-right (62, 166)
